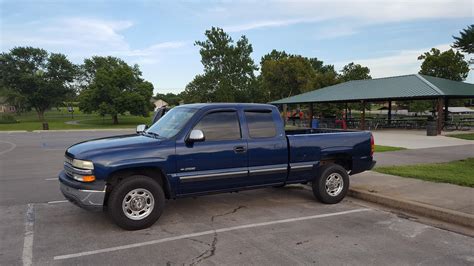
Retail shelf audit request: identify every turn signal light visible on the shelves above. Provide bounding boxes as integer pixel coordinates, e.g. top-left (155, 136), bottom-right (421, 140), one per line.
top-left (82, 175), bottom-right (96, 182)
top-left (370, 134), bottom-right (375, 157)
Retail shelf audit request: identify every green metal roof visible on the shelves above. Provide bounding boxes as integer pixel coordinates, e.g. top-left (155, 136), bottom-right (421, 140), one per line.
top-left (271, 74), bottom-right (474, 104)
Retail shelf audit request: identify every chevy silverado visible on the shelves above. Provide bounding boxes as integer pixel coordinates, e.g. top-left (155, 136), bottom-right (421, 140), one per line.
top-left (59, 103), bottom-right (375, 230)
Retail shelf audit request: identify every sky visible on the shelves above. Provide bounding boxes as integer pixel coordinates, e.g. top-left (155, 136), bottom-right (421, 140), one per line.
top-left (1, 0), bottom-right (473, 94)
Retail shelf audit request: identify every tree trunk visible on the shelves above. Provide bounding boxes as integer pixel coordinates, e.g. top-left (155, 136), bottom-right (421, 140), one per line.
top-left (37, 110), bottom-right (45, 122)
top-left (37, 110), bottom-right (49, 130)
top-left (112, 114), bottom-right (119, 125)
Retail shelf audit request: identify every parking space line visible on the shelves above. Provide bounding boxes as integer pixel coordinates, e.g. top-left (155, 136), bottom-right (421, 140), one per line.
top-left (22, 204), bottom-right (35, 266)
top-left (45, 178), bottom-right (58, 181)
top-left (47, 200), bottom-right (68, 204)
top-left (54, 208), bottom-right (370, 260)
top-left (0, 140), bottom-right (16, 155)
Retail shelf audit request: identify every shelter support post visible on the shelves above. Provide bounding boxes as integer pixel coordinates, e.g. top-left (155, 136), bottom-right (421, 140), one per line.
top-left (360, 100), bottom-right (366, 130)
top-left (344, 103), bottom-right (348, 125)
top-left (444, 97), bottom-right (449, 123)
top-left (309, 103), bottom-right (314, 127)
top-left (388, 100), bottom-right (392, 125)
top-left (437, 97), bottom-right (444, 134)
top-left (282, 104), bottom-right (287, 126)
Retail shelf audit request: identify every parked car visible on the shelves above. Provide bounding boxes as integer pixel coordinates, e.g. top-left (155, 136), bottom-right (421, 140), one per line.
top-left (59, 103), bottom-right (375, 230)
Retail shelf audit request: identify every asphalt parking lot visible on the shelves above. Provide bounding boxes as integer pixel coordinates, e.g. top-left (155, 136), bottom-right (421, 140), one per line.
top-left (1, 131), bottom-right (473, 265)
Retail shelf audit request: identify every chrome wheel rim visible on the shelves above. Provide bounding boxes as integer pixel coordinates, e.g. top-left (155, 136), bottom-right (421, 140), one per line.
top-left (325, 173), bottom-right (343, 196)
top-left (122, 188), bottom-right (154, 220)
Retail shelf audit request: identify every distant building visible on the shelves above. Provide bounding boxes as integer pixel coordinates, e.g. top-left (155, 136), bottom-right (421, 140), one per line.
top-left (0, 98), bottom-right (16, 113)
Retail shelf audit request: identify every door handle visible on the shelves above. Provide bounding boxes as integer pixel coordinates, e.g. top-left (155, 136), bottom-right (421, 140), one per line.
top-left (233, 146), bottom-right (246, 153)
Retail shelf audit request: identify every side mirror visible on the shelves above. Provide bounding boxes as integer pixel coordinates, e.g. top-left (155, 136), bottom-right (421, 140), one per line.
top-left (188, 129), bottom-right (205, 142)
top-left (136, 124), bottom-right (147, 133)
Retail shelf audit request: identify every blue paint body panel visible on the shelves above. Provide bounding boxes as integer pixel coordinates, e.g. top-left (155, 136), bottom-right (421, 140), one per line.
top-left (61, 103), bottom-right (375, 202)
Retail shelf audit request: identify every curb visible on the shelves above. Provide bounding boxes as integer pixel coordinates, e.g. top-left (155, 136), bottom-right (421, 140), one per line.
top-left (31, 129), bottom-right (135, 132)
top-left (348, 188), bottom-right (474, 229)
top-left (0, 130), bottom-right (28, 133)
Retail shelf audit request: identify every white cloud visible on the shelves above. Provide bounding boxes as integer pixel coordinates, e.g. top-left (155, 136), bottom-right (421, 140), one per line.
top-left (334, 44), bottom-right (474, 79)
top-left (1, 17), bottom-right (189, 66)
top-left (224, 18), bottom-right (322, 32)
top-left (218, 0), bottom-right (472, 33)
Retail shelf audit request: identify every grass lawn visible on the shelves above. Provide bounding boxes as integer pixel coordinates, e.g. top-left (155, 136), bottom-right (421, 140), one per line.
top-left (446, 133), bottom-right (474, 140)
top-left (375, 158), bottom-right (474, 187)
top-left (374, 145), bottom-right (406, 153)
top-left (0, 108), bottom-right (151, 131)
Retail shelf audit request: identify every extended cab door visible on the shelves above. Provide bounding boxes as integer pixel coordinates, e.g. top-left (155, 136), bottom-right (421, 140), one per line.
top-left (175, 109), bottom-right (248, 195)
top-left (244, 109), bottom-right (288, 186)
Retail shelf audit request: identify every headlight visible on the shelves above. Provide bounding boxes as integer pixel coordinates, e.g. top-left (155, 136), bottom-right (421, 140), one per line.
top-left (72, 159), bottom-right (94, 170)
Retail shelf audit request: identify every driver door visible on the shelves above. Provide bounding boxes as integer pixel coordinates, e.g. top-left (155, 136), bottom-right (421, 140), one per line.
top-left (175, 110), bottom-right (248, 195)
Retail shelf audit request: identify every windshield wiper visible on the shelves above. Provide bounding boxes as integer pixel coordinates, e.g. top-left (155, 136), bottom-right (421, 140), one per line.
top-left (145, 131), bottom-right (161, 139)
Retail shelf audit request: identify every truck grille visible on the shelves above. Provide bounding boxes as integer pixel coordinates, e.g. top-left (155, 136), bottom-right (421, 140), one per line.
top-left (64, 156), bottom-right (74, 178)
top-left (65, 156), bottom-right (73, 166)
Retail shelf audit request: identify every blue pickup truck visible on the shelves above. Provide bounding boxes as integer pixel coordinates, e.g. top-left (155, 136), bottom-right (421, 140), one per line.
top-left (59, 103), bottom-right (375, 230)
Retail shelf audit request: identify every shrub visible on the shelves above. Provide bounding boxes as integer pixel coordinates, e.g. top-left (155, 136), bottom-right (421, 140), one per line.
top-left (0, 114), bottom-right (18, 124)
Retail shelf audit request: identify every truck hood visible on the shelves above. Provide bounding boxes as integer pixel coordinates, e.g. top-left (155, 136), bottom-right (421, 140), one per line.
top-left (66, 134), bottom-right (161, 160)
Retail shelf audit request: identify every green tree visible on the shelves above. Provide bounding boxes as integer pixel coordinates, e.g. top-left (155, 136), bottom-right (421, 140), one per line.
top-left (183, 27), bottom-right (258, 103)
top-left (338, 62), bottom-right (371, 82)
top-left (260, 56), bottom-right (317, 101)
top-left (78, 56), bottom-right (153, 124)
top-left (452, 24), bottom-right (474, 54)
top-left (0, 47), bottom-right (76, 124)
top-left (260, 49), bottom-right (290, 65)
top-left (155, 92), bottom-right (182, 106)
top-left (417, 48), bottom-right (469, 81)
top-left (0, 86), bottom-right (28, 114)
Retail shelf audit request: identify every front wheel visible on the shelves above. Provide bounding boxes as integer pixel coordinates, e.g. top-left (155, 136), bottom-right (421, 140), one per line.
top-left (312, 164), bottom-right (349, 204)
top-left (107, 175), bottom-right (165, 230)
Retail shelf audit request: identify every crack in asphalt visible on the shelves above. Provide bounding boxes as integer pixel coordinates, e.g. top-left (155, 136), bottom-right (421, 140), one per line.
top-left (211, 205), bottom-right (247, 222)
top-left (189, 232), bottom-right (218, 266)
top-left (188, 205), bottom-right (247, 265)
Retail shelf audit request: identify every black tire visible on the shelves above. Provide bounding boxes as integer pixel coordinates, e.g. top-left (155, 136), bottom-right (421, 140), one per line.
top-left (312, 164), bottom-right (349, 204)
top-left (107, 175), bottom-right (165, 230)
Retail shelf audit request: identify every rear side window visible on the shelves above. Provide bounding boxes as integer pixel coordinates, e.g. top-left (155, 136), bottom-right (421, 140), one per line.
top-left (245, 111), bottom-right (277, 138)
top-left (194, 111), bottom-right (241, 141)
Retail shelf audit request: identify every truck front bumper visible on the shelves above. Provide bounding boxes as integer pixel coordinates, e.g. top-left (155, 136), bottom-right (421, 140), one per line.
top-left (58, 170), bottom-right (106, 212)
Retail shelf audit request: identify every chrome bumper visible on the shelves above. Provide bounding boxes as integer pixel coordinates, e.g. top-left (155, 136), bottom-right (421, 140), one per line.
top-left (59, 176), bottom-right (106, 211)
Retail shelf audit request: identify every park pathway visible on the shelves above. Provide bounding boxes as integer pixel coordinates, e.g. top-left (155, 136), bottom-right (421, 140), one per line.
top-left (374, 144), bottom-right (474, 167)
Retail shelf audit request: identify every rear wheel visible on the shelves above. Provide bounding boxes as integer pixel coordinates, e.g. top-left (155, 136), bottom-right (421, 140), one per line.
top-left (108, 175), bottom-right (165, 230)
top-left (312, 164), bottom-right (349, 204)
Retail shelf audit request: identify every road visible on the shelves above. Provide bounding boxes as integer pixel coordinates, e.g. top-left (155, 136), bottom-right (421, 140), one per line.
top-left (1, 130), bottom-right (473, 265)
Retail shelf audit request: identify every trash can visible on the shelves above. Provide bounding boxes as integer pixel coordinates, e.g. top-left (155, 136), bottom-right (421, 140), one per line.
top-left (311, 118), bottom-right (319, 129)
top-left (426, 120), bottom-right (437, 136)
top-left (42, 122), bottom-right (49, 130)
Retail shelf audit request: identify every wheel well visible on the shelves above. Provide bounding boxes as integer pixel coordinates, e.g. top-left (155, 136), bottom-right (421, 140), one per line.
top-left (104, 167), bottom-right (171, 205)
top-left (320, 154), bottom-right (352, 171)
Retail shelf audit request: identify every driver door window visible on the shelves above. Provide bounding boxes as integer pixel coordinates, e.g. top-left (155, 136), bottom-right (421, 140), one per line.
top-left (193, 111), bottom-right (241, 141)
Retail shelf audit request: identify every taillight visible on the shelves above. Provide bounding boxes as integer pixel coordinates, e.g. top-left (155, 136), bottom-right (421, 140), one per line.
top-left (370, 134), bottom-right (375, 157)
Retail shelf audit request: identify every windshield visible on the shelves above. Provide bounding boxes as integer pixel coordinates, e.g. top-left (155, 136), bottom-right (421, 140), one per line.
top-left (146, 107), bottom-right (197, 138)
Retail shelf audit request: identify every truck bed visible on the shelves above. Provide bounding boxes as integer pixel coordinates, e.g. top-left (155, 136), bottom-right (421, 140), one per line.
top-left (285, 128), bottom-right (374, 183)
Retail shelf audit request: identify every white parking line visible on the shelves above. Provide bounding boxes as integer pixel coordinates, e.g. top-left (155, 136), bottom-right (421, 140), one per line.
top-left (48, 200), bottom-right (68, 204)
top-left (22, 204), bottom-right (35, 266)
top-left (54, 208), bottom-right (370, 260)
top-left (0, 140), bottom-right (16, 155)
top-left (45, 178), bottom-right (58, 181)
